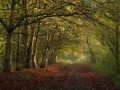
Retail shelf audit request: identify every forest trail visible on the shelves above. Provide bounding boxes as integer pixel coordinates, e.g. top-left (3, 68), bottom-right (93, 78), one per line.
top-left (0, 64), bottom-right (117, 90)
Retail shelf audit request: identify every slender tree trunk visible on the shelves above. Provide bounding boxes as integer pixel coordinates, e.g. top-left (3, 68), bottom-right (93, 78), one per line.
top-left (115, 5), bottom-right (120, 71)
top-left (15, 30), bottom-right (20, 71)
top-left (3, 32), bottom-right (13, 72)
top-left (31, 31), bottom-right (39, 68)
top-left (40, 51), bottom-right (46, 68)
top-left (86, 36), bottom-right (96, 63)
top-left (19, 0), bottom-right (28, 68)
top-left (40, 47), bottom-right (48, 68)
top-left (25, 29), bottom-right (34, 68)
top-left (115, 22), bottom-right (119, 71)
top-left (40, 33), bottom-right (49, 68)
top-left (19, 26), bottom-right (28, 68)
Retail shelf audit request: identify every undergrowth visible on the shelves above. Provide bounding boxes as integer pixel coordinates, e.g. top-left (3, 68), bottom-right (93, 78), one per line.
top-left (90, 59), bottom-right (120, 89)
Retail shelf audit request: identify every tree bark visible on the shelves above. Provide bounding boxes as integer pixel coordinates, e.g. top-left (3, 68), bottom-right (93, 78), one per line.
top-left (48, 49), bottom-right (57, 64)
top-left (3, 32), bottom-right (13, 72)
top-left (40, 47), bottom-right (48, 68)
top-left (115, 4), bottom-right (120, 71)
top-left (25, 29), bottom-right (34, 68)
top-left (115, 22), bottom-right (119, 71)
top-left (86, 36), bottom-right (96, 63)
top-left (31, 31), bottom-right (39, 68)
top-left (15, 30), bottom-right (20, 71)
top-left (19, 0), bottom-right (28, 68)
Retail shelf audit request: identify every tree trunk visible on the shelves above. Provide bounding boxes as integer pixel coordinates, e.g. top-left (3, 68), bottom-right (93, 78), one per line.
top-left (40, 53), bottom-right (46, 68)
top-left (19, 26), bottom-right (28, 68)
top-left (48, 49), bottom-right (57, 64)
top-left (40, 48), bottom-right (48, 68)
top-left (31, 33), bottom-right (38, 68)
top-left (86, 36), bottom-right (96, 63)
top-left (115, 22), bottom-right (119, 71)
top-left (19, 0), bottom-right (28, 68)
top-left (3, 32), bottom-right (12, 72)
top-left (115, 5), bottom-right (119, 71)
top-left (15, 30), bottom-right (20, 71)
top-left (40, 33), bottom-right (49, 68)
top-left (25, 40), bottom-right (32, 68)
top-left (25, 27), bottom-right (34, 68)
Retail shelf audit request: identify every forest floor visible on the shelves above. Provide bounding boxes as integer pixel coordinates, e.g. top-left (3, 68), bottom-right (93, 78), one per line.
top-left (0, 64), bottom-right (118, 90)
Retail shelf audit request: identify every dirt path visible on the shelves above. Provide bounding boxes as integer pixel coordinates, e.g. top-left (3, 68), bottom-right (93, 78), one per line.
top-left (0, 64), bottom-right (117, 90)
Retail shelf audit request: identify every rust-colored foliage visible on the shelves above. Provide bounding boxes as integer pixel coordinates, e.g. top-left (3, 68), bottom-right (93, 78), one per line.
top-left (0, 64), bottom-right (117, 90)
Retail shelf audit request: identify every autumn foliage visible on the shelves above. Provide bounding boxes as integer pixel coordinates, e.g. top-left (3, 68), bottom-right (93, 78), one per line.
top-left (0, 64), bottom-right (117, 90)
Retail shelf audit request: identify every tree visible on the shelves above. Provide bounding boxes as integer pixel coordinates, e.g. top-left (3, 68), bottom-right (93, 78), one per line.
top-left (0, 0), bottom-right (92, 72)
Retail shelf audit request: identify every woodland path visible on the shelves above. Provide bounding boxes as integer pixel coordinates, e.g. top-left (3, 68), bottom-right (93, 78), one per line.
top-left (0, 64), bottom-right (117, 90)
